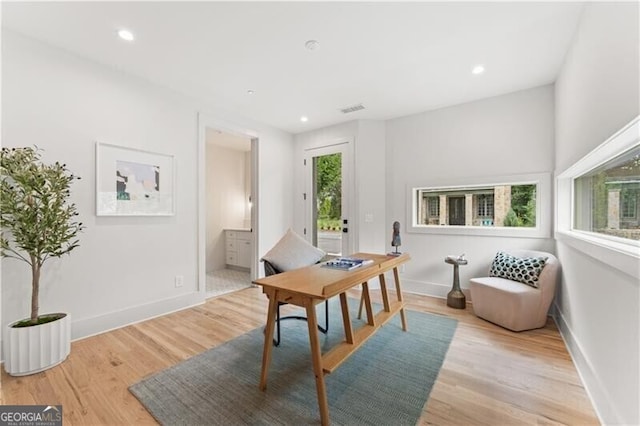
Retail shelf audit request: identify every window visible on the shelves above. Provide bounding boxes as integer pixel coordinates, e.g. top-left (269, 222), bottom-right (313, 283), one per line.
top-left (573, 145), bottom-right (640, 241)
top-left (621, 188), bottom-right (638, 220)
top-left (409, 173), bottom-right (550, 237)
top-left (427, 196), bottom-right (439, 217)
top-left (415, 185), bottom-right (534, 227)
top-left (476, 194), bottom-right (494, 217)
top-left (556, 116), bottom-right (639, 278)
top-left (417, 195), bottom-right (440, 225)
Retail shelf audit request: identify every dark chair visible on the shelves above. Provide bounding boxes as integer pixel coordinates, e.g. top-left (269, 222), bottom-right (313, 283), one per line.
top-left (263, 259), bottom-right (329, 346)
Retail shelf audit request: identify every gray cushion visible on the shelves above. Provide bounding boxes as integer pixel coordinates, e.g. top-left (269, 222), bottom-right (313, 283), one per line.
top-left (261, 229), bottom-right (326, 272)
top-left (489, 251), bottom-right (547, 288)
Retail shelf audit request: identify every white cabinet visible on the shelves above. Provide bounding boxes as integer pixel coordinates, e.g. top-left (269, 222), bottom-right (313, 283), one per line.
top-left (226, 230), bottom-right (251, 269)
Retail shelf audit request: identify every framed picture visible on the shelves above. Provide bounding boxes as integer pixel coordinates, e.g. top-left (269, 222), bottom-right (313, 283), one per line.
top-left (96, 142), bottom-right (175, 216)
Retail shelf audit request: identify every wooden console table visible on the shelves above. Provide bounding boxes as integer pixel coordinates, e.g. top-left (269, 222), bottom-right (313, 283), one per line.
top-left (253, 252), bottom-right (411, 425)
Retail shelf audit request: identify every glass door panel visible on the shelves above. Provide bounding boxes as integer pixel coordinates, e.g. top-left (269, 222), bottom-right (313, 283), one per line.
top-left (312, 152), bottom-right (343, 256)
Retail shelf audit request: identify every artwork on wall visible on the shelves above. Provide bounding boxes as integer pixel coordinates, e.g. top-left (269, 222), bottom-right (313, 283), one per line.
top-left (96, 142), bottom-right (175, 216)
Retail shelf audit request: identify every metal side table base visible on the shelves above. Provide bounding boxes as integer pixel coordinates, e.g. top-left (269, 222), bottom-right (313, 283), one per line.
top-left (445, 254), bottom-right (468, 309)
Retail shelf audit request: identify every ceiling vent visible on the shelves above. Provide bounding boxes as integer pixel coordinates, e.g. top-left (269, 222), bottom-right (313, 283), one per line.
top-left (340, 103), bottom-right (365, 114)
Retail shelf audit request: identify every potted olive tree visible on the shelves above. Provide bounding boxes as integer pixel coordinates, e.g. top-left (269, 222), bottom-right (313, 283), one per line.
top-left (1, 146), bottom-right (84, 376)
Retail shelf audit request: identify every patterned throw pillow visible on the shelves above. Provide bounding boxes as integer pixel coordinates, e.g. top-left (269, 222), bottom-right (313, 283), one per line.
top-left (489, 251), bottom-right (548, 288)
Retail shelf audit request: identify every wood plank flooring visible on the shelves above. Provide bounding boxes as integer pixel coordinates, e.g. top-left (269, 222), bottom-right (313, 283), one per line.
top-left (0, 287), bottom-right (599, 425)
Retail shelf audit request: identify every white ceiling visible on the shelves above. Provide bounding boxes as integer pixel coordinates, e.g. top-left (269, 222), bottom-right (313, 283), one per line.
top-left (2, 2), bottom-right (585, 134)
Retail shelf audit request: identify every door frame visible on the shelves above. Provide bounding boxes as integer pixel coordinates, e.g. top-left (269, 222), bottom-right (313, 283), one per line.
top-left (197, 113), bottom-right (260, 296)
top-left (304, 141), bottom-right (355, 256)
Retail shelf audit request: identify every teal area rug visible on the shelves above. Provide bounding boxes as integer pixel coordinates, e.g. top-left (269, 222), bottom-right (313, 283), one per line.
top-left (130, 298), bottom-right (457, 425)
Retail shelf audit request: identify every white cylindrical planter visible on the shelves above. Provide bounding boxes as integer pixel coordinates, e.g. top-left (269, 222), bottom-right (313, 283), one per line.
top-left (4, 313), bottom-right (71, 376)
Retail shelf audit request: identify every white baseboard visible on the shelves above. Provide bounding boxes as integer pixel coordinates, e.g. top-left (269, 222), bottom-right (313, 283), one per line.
top-left (70, 291), bottom-right (205, 342)
top-left (553, 303), bottom-right (614, 425)
top-left (402, 278), bottom-right (471, 300)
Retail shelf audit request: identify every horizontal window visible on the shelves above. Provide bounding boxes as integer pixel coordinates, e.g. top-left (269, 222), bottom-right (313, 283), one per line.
top-left (415, 185), bottom-right (535, 227)
top-left (556, 116), bottom-right (640, 278)
top-left (408, 173), bottom-right (550, 238)
top-left (574, 145), bottom-right (640, 242)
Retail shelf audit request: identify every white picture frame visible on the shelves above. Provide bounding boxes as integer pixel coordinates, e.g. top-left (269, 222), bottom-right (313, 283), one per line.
top-left (96, 142), bottom-right (175, 216)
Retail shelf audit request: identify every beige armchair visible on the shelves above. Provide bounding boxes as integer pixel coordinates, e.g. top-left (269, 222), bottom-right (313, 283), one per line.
top-left (469, 249), bottom-right (559, 332)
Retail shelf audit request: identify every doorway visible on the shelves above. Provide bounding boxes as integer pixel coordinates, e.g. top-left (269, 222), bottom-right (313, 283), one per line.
top-left (305, 143), bottom-right (351, 256)
top-left (448, 196), bottom-right (465, 225)
top-left (200, 121), bottom-right (258, 299)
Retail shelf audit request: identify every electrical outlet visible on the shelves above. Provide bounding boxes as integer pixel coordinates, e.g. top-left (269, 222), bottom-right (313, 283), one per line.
top-left (365, 213), bottom-right (374, 223)
top-left (175, 275), bottom-right (184, 288)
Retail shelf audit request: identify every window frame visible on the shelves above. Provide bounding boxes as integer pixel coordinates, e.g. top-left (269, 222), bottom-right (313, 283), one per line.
top-left (556, 116), bottom-right (640, 279)
top-left (408, 172), bottom-right (551, 238)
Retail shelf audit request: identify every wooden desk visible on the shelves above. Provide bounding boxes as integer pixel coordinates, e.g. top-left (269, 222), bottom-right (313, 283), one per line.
top-left (253, 252), bottom-right (411, 425)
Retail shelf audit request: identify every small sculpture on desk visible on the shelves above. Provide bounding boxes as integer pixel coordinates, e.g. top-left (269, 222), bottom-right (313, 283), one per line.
top-left (445, 253), bottom-right (468, 309)
top-left (389, 221), bottom-right (402, 256)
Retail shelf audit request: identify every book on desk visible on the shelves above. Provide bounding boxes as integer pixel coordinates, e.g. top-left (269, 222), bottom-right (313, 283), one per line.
top-left (323, 257), bottom-right (374, 271)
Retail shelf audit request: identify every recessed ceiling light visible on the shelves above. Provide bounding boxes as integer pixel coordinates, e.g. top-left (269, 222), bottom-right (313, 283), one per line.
top-left (304, 40), bottom-right (320, 51)
top-left (247, 90), bottom-right (255, 95)
top-left (472, 64), bottom-right (485, 75)
top-left (300, 116), bottom-right (309, 122)
top-left (117, 29), bottom-right (135, 42)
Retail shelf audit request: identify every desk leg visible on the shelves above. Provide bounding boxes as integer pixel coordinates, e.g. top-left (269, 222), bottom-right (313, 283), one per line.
top-left (305, 301), bottom-right (330, 426)
top-left (259, 289), bottom-right (278, 390)
top-left (361, 281), bottom-right (375, 326)
top-left (379, 273), bottom-right (391, 312)
top-left (393, 267), bottom-right (408, 331)
top-left (339, 292), bottom-right (354, 344)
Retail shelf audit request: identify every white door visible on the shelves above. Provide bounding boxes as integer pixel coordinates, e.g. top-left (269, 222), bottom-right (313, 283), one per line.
top-left (305, 143), bottom-right (352, 256)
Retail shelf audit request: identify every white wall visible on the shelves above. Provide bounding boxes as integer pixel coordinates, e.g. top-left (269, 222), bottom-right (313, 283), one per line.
top-left (554, 3), bottom-right (640, 425)
top-left (385, 85), bottom-right (556, 296)
top-left (256, 132), bottom-right (295, 269)
top-left (1, 31), bottom-right (293, 343)
top-left (205, 144), bottom-right (249, 272)
top-left (356, 121), bottom-right (387, 253)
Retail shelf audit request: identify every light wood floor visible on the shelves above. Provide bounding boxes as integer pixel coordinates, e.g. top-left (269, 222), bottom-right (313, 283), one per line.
top-left (1, 287), bottom-right (599, 425)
